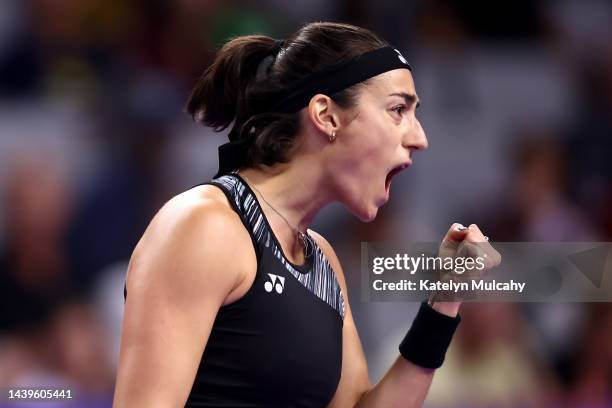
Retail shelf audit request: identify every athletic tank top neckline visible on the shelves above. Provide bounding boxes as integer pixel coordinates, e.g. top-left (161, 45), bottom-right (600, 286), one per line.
top-left (230, 171), bottom-right (314, 274)
top-left (187, 171), bottom-right (344, 406)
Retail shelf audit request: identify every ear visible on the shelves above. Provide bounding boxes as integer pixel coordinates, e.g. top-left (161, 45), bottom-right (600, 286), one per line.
top-left (306, 94), bottom-right (340, 139)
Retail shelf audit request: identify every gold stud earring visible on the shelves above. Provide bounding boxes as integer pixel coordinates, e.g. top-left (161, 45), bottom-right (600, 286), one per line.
top-left (329, 131), bottom-right (337, 143)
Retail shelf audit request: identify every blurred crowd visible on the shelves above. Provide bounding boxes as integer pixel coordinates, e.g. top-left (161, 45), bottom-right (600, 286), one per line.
top-left (0, 0), bottom-right (611, 407)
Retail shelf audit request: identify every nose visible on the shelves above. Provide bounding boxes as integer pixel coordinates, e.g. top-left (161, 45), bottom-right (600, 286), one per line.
top-left (402, 117), bottom-right (428, 151)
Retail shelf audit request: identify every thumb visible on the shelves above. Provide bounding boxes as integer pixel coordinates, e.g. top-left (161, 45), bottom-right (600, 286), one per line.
top-left (439, 223), bottom-right (470, 256)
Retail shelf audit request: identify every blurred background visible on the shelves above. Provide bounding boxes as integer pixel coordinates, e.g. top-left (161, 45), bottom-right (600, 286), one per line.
top-left (0, 0), bottom-right (611, 407)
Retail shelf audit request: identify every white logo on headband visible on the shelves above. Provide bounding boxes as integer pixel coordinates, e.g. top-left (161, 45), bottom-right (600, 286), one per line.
top-left (394, 48), bottom-right (408, 65)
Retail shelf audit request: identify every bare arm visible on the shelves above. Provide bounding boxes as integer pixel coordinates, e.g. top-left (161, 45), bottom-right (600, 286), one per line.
top-left (113, 192), bottom-right (254, 407)
top-left (318, 223), bottom-right (499, 408)
top-left (352, 302), bottom-right (460, 408)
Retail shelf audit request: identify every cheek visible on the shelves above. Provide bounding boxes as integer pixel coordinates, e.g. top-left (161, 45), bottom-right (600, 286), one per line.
top-left (336, 119), bottom-right (393, 198)
top-left (349, 111), bottom-right (389, 151)
top-left (331, 119), bottom-right (395, 218)
top-left (350, 117), bottom-right (394, 171)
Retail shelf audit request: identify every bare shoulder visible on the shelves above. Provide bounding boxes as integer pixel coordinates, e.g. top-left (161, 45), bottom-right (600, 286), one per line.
top-left (126, 184), bottom-right (255, 307)
top-left (115, 184), bottom-right (256, 407)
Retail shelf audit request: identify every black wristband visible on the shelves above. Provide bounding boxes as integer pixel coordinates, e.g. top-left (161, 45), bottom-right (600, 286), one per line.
top-left (399, 301), bottom-right (461, 369)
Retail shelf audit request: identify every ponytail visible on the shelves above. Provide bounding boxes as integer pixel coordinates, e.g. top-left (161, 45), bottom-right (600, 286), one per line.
top-left (185, 35), bottom-right (279, 132)
top-left (186, 22), bottom-right (387, 170)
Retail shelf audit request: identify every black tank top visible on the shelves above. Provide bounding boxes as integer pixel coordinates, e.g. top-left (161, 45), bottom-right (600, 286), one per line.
top-left (125, 172), bottom-right (345, 407)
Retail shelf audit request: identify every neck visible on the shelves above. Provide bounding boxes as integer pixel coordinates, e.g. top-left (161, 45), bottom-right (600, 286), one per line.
top-left (238, 156), bottom-right (335, 237)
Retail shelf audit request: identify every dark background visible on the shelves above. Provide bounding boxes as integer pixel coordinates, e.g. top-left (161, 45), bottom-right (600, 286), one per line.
top-left (1, 0), bottom-right (611, 406)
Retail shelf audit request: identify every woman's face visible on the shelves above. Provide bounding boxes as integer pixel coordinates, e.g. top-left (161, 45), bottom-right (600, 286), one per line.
top-left (331, 69), bottom-right (428, 222)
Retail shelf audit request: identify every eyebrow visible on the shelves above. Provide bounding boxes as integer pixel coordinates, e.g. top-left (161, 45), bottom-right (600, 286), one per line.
top-left (389, 92), bottom-right (420, 109)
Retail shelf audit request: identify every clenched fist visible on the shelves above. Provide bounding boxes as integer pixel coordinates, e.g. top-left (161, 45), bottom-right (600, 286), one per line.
top-left (432, 223), bottom-right (502, 317)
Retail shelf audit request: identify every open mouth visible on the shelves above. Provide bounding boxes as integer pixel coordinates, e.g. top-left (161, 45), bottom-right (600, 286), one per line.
top-left (385, 162), bottom-right (411, 190)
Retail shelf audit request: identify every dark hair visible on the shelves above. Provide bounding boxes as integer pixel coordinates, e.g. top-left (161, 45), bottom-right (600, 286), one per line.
top-left (185, 22), bottom-right (387, 168)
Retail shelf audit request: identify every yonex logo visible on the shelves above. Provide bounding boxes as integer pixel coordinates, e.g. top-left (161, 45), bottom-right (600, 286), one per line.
top-left (264, 273), bottom-right (285, 294)
top-left (394, 48), bottom-right (408, 65)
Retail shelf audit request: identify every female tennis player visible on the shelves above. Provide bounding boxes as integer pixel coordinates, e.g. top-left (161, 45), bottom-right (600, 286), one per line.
top-left (113, 22), bottom-right (500, 407)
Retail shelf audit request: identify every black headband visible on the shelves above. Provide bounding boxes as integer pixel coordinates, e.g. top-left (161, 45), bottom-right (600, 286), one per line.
top-left (274, 46), bottom-right (411, 112)
top-left (214, 45), bottom-right (412, 178)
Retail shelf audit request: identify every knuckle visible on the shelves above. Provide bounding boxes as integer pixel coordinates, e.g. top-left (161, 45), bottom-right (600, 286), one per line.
top-left (450, 222), bottom-right (463, 231)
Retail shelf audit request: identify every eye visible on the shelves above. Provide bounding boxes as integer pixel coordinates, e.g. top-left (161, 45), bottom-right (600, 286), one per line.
top-left (391, 104), bottom-right (407, 117)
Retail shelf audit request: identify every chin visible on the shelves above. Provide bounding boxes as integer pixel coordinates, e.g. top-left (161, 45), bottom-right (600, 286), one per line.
top-left (361, 211), bottom-right (379, 223)
top-left (351, 202), bottom-right (380, 223)
top-left (340, 185), bottom-right (384, 223)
